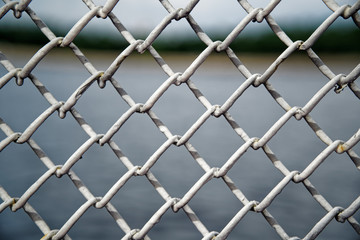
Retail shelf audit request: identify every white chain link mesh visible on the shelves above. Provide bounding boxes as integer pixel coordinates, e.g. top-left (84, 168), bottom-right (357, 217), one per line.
top-left (0, 0), bottom-right (360, 239)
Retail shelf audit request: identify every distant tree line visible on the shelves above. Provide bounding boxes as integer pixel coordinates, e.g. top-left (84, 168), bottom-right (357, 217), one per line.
top-left (0, 24), bottom-right (359, 53)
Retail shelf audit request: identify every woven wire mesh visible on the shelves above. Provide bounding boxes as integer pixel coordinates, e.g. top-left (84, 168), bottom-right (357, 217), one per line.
top-left (0, 0), bottom-right (360, 239)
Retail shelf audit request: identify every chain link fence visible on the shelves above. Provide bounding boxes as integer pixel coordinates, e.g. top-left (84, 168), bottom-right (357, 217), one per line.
top-left (0, 0), bottom-right (360, 239)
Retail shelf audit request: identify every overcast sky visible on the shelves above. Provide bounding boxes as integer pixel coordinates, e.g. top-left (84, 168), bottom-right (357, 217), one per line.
top-left (1, 0), bottom-right (358, 35)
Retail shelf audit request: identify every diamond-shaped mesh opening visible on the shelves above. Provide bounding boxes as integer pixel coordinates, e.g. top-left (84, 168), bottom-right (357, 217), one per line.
top-left (266, 117), bottom-right (322, 170)
top-left (150, 82), bottom-right (206, 134)
top-left (115, 0), bottom-right (168, 36)
top-left (29, 176), bottom-right (85, 230)
top-left (310, 88), bottom-right (360, 141)
top-left (0, 79), bottom-right (50, 132)
top-left (318, 216), bottom-right (360, 240)
top-left (310, 111), bottom-right (358, 150)
top-left (188, 178), bottom-right (242, 230)
top-left (0, 143), bottom-right (47, 195)
top-left (71, 82), bottom-right (131, 134)
top-left (0, 206), bottom-right (42, 239)
top-left (227, 84), bottom-right (284, 138)
top-left (83, 49), bottom-right (128, 70)
top-left (109, 175), bottom-right (165, 232)
top-left (65, 206), bottom-right (125, 240)
top-left (152, 14), bottom-right (200, 44)
top-left (0, 83), bottom-right (45, 132)
top-left (269, 0), bottom-right (329, 28)
top-left (30, 48), bottom-right (92, 101)
top-left (0, 13), bottom-right (48, 47)
top-left (187, 0), bottom-right (246, 36)
top-left (30, 113), bottom-right (89, 166)
top-left (149, 209), bottom-right (202, 239)
top-left (266, 180), bottom-right (326, 237)
top-left (225, 210), bottom-right (281, 240)
top-left (70, 144), bottom-right (130, 196)
top-left (236, 52), bottom-right (279, 74)
top-left (226, 147), bottom-right (285, 201)
top-left (70, 17), bottom-right (129, 51)
top-left (110, 113), bottom-right (168, 166)
top-left (186, 52), bottom-right (248, 104)
top-left (111, 52), bottom-right (170, 103)
top-left (308, 152), bottom-right (360, 207)
top-left (229, 21), bottom-right (287, 54)
top-left (318, 54), bottom-right (360, 75)
top-left (267, 51), bottom-right (329, 106)
top-left (187, 116), bottom-right (243, 167)
top-left (28, 0), bottom-right (89, 31)
top-left (310, 16), bottom-right (359, 53)
top-left (149, 145), bottom-right (204, 197)
top-left (1, 44), bottom-right (40, 68)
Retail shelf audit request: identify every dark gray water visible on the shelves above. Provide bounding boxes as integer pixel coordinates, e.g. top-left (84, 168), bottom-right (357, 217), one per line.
top-left (0, 46), bottom-right (359, 240)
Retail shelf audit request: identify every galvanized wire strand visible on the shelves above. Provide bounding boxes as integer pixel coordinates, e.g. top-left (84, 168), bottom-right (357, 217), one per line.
top-left (0, 60), bottom-right (145, 239)
top-left (1, 121), bottom-right (149, 239)
top-left (0, 1), bottom-right (16, 19)
top-left (0, 184), bottom-right (71, 239)
top-left (323, 0), bottom-right (360, 27)
top-left (0, 0), bottom-right (359, 239)
top-left (219, 97), bottom-right (360, 235)
top-left (184, 140), bottom-right (294, 239)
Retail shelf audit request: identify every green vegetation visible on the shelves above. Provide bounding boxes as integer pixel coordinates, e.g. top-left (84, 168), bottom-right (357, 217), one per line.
top-left (0, 23), bottom-right (359, 53)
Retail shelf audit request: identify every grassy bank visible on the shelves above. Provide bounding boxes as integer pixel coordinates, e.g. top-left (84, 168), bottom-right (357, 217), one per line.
top-left (0, 24), bottom-right (359, 53)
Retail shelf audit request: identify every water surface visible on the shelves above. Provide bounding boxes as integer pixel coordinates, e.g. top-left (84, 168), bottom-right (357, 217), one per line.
top-left (0, 45), bottom-right (359, 239)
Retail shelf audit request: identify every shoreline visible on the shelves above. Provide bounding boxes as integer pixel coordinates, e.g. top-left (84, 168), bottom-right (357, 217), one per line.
top-left (1, 42), bottom-right (358, 74)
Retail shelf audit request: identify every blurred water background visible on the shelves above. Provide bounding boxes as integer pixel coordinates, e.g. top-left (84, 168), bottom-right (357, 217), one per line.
top-left (0, 43), bottom-right (359, 239)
